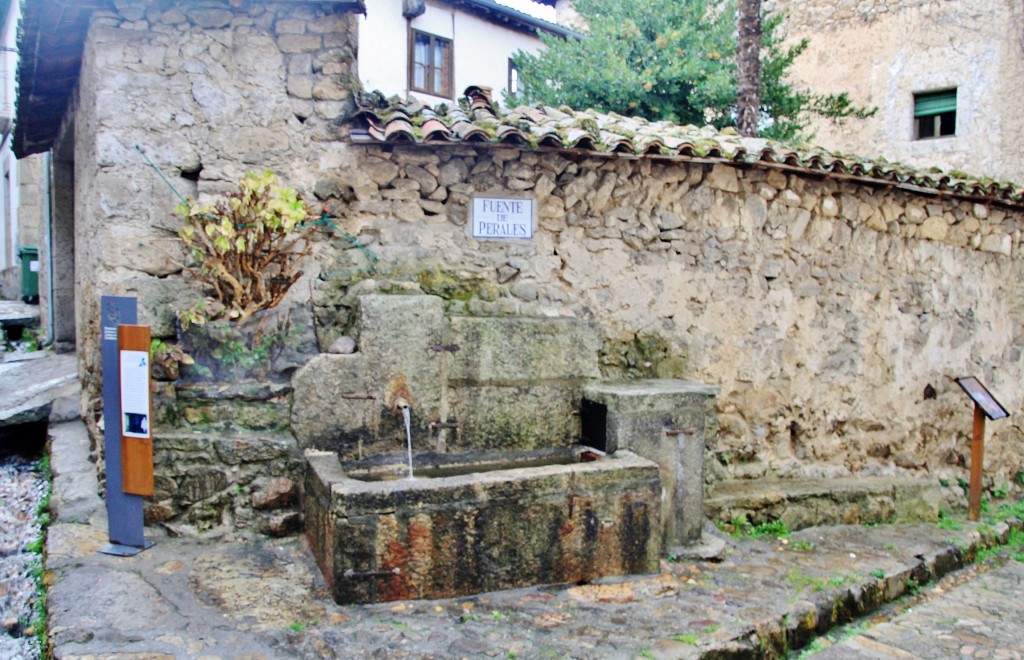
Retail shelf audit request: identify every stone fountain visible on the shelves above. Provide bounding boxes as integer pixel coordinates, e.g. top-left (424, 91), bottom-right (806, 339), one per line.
top-left (296, 294), bottom-right (717, 604)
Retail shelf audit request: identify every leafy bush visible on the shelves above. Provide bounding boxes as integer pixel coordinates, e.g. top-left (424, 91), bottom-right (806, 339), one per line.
top-left (176, 170), bottom-right (315, 327)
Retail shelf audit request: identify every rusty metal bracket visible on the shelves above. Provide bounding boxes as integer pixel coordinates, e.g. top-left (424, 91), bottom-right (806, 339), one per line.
top-left (342, 567), bottom-right (401, 579)
top-left (430, 344), bottom-right (461, 352)
top-left (664, 428), bottom-right (696, 437)
top-left (428, 421), bottom-right (461, 432)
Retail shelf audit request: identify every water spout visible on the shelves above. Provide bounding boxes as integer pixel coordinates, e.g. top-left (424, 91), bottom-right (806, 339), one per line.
top-left (390, 396), bottom-right (413, 479)
top-left (402, 406), bottom-right (414, 480)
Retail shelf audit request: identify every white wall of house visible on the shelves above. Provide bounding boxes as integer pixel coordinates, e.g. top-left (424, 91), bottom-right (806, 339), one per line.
top-left (0, 0), bottom-right (15, 268)
top-left (358, 0), bottom-right (546, 106)
top-left (0, 0), bottom-right (19, 296)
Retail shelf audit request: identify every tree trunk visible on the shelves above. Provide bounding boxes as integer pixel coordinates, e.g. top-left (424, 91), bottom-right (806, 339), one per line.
top-left (737, 0), bottom-right (762, 137)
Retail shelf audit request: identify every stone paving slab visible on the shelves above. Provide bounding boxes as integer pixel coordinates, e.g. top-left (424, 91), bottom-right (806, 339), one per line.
top-left (705, 476), bottom-right (942, 531)
top-left (0, 299), bottom-right (40, 328)
top-left (47, 422), bottom-right (103, 526)
top-left (44, 507), bottom-right (1022, 658)
top-left (815, 560), bottom-right (1024, 659)
top-left (0, 351), bottom-right (78, 428)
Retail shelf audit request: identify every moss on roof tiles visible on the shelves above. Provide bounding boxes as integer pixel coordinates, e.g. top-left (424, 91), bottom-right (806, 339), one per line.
top-left (351, 90), bottom-right (1024, 208)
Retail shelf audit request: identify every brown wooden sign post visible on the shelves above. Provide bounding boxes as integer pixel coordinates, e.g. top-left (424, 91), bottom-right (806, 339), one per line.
top-left (955, 377), bottom-right (1010, 522)
top-left (118, 325), bottom-right (154, 497)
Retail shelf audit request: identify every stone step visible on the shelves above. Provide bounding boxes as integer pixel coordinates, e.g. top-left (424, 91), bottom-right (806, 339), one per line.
top-left (0, 351), bottom-right (78, 428)
top-left (0, 299), bottom-right (40, 329)
top-left (705, 476), bottom-right (942, 531)
top-left (154, 381), bottom-right (293, 433)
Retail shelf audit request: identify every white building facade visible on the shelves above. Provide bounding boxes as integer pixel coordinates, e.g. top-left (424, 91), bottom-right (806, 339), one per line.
top-left (358, 0), bottom-right (569, 106)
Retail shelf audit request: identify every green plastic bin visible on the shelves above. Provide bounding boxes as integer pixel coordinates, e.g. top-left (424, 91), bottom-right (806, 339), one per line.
top-left (18, 246), bottom-right (39, 304)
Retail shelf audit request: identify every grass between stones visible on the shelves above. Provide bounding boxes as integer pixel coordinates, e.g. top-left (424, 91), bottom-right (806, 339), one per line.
top-left (716, 515), bottom-right (791, 540)
top-left (26, 454), bottom-right (51, 658)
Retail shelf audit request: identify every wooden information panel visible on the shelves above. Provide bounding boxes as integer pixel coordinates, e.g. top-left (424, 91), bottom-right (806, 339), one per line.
top-left (955, 376), bottom-right (1010, 521)
top-left (118, 324), bottom-right (154, 497)
top-left (956, 377), bottom-right (1010, 420)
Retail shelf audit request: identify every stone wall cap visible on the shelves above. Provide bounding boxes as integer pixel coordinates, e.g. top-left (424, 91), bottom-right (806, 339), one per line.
top-left (583, 379), bottom-right (720, 398)
top-left (351, 88), bottom-right (1024, 211)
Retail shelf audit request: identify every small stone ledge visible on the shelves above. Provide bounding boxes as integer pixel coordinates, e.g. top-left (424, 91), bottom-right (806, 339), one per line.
top-left (705, 476), bottom-right (942, 530)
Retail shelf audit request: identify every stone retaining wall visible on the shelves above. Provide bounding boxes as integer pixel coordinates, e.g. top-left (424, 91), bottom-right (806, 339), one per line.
top-left (69, 0), bottom-right (1024, 507)
top-left (316, 145), bottom-right (1024, 493)
top-left (149, 430), bottom-right (303, 536)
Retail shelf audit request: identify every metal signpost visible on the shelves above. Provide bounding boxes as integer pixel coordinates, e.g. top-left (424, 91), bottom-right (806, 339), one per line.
top-left (99, 296), bottom-right (154, 556)
top-left (955, 376), bottom-right (1010, 522)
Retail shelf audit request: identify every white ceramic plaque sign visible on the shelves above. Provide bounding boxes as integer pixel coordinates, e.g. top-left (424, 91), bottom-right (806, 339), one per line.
top-left (471, 196), bottom-right (534, 239)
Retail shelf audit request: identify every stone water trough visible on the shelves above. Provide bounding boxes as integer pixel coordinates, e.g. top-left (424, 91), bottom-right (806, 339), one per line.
top-left (305, 447), bottom-right (660, 603)
top-left (295, 295), bottom-right (717, 604)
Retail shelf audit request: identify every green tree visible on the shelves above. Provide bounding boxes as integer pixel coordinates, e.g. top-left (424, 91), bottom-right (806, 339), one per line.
top-left (512, 0), bottom-right (873, 142)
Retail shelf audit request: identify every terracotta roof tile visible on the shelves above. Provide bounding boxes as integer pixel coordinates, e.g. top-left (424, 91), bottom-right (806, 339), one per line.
top-left (350, 88), bottom-right (1024, 209)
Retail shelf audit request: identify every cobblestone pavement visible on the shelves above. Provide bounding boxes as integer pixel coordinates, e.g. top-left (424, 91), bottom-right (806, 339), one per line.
top-left (814, 559), bottom-right (1024, 659)
top-left (25, 410), bottom-right (1024, 659)
top-left (44, 412), bottom-right (1024, 660)
top-left (46, 518), bottom-right (1024, 660)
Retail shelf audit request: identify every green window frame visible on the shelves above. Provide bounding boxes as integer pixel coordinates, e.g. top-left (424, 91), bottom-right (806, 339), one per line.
top-left (914, 89), bottom-right (956, 140)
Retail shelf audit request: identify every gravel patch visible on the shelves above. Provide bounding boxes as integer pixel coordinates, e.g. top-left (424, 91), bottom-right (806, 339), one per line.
top-left (0, 454), bottom-right (46, 660)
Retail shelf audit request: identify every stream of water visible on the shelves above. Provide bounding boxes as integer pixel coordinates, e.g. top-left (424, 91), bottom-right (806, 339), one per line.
top-left (402, 407), bottom-right (414, 479)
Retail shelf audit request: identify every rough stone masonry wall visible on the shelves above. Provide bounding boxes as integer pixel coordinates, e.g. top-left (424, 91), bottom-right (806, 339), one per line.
top-left (769, 0), bottom-right (1024, 184)
top-left (72, 1), bottom-right (1024, 499)
top-left (73, 0), bottom-right (357, 429)
top-left (315, 145), bottom-right (1024, 493)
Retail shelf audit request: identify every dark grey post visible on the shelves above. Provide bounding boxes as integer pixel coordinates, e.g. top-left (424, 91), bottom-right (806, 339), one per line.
top-left (99, 296), bottom-right (152, 555)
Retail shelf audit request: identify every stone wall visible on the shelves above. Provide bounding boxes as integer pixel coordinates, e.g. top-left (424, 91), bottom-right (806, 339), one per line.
top-left (770, 0), bottom-right (1024, 184)
top-left (315, 145), bottom-right (1024, 494)
top-left (291, 295), bottom-right (601, 458)
top-left (16, 155), bottom-right (45, 261)
top-left (72, 0), bottom-right (358, 430)
top-left (69, 0), bottom-right (1024, 508)
top-left (0, 154), bottom-right (46, 301)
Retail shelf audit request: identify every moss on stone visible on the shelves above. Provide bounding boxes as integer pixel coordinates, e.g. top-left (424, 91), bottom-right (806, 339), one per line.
top-left (600, 332), bottom-right (688, 379)
top-left (415, 267), bottom-right (498, 304)
top-left (175, 399), bottom-right (291, 432)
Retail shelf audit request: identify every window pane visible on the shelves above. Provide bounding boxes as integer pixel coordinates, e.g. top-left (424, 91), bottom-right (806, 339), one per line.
top-left (938, 111), bottom-right (956, 136)
top-left (414, 34), bottom-right (429, 66)
top-left (917, 116), bottom-right (935, 139)
top-left (412, 33), bottom-right (430, 91)
top-left (433, 40), bottom-right (444, 70)
top-left (433, 40), bottom-right (449, 95)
